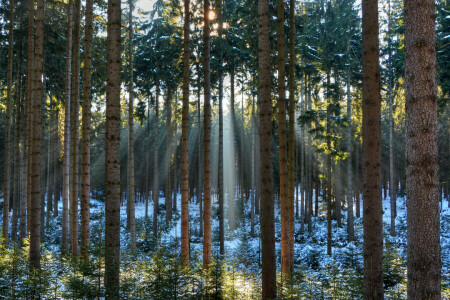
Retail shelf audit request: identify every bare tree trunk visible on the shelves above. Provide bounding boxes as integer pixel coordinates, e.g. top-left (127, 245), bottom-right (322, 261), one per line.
top-left (127, 0), bottom-right (136, 258)
top-left (277, 0), bottom-right (290, 276)
top-left (53, 110), bottom-right (59, 217)
top-left (153, 81), bottom-right (160, 237)
top-left (26, 0), bottom-right (35, 238)
top-left (197, 66), bottom-right (203, 237)
top-left (81, 0), bottom-right (93, 260)
top-left (20, 96), bottom-right (27, 243)
top-left (346, 67), bottom-right (354, 241)
top-left (12, 104), bottom-right (20, 243)
top-left (46, 97), bottom-right (53, 227)
top-left (218, 5), bottom-right (225, 257)
top-left (181, 0), bottom-right (190, 265)
top-left (362, 0), bottom-right (383, 296)
top-left (202, 0), bottom-right (212, 269)
top-left (326, 73), bottom-right (332, 256)
top-left (40, 68), bottom-right (46, 240)
top-left (62, 0), bottom-right (73, 254)
top-left (229, 68), bottom-right (235, 230)
top-left (288, 0), bottom-right (295, 272)
top-left (355, 138), bottom-right (360, 218)
top-left (259, 0), bottom-right (276, 296)
top-left (69, 0), bottom-right (81, 258)
top-left (30, 0), bottom-right (44, 270)
top-left (404, 0), bottom-right (440, 297)
top-left (105, 0), bottom-right (121, 295)
top-left (3, 0), bottom-right (14, 247)
top-left (335, 159), bottom-right (342, 228)
top-left (165, 89), bottom-right (172, 225)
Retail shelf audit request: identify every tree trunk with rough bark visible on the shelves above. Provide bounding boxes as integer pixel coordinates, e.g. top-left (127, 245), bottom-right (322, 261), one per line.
top-left (181, 0), bottom-right (190, 265)
top-left (362, 0), bottom-right (384, 296)
top-left (203, 0), bottom-right (212, 269)
top-left (404, 0), bottom-right (441, 297)
top-left (105, 0), bottom-right (121, 295)
top-left (62, 0), bottom-right (73, 254)
top-left (259, 0), bottom-right (276, 296)
top-left (153, 81), bottom-right (160, 237)
top-left (81, 0), bottom-right (93, 260)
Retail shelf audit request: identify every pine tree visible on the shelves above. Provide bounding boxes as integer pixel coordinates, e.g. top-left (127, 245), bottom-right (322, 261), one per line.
top-left (181, 0), bottom-right (191, 266)
top-left (361, 0), bottom-right (383, 297)
top-left (258, 0), bottom-right (276, 297)
top-left (105, 0), bottom-right (122, 295)
top-left (404, 0), bottom-right (441, 297)
top-left (81, 0), bottom-right (94, 260)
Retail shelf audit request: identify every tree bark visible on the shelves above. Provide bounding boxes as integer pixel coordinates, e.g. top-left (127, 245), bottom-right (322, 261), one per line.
top-left (81, 0), bottom-right (93, 260)
top-left (70, 0), bottom-right (81, 258)
top-left (127, 0), bottom-right (136, 258)
top-left (30, 0), bottom-right (44, 270)
top-left (346, 68), bottom-right (354, 241)
top-left (218, 5), bottom-right (225, 257)
top-left (3, 0), bottom-right (14, 247)
top-left (259, 0), bottom-right (276, 297)
top-left (202, 0), bottom-right (212, 269)
top-left (326, 73), bottom-right (332, 256)
top-left (362, 0), bottom-right (383, 297)
top-left (105, 0), bottom-right (121, 295)
top-left (277, 0), bottom-right (290, 276)
top-left (153, 81), bottom-right (160, 237)
top-left (62, 0), bottom-right (73, 254)
top-left (404, 0), bottom-right (441, 297)
top-left (288, 0), bottom-right (295, 272)
top-left (165, 89), bottom-right (172, 225)
top-left (181, 0), bottom-right (190, 265)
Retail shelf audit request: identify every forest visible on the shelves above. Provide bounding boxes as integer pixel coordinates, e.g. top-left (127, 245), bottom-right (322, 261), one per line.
top-left (0, 0), bottom-right (449, 298)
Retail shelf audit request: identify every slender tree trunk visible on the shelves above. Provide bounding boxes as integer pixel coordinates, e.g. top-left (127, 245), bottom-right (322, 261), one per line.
top-left (81, 0), bottom-right (93, 260)
top-left (335, 159), bottom-right (342, 228)
top-left (46, 97), bottom-right (53, 228)
top-left (53, 110), bottom-right (59, 217)
top-left (197, 66), bottom-right (203, 237)
top-left (145, 97), bottom-right (150, 220)
top-left (62, 0), bottom-right (73, 254)
top-left (19, 96), bottom-right (27, 244)
top-left (362, 0), bottom-right (383, 297)
top-left (218, 5), bottom-right (225, 257)
top-left (153, 81), bottom-right (160, 237)
top-left (26, 0), bottom-right (35, 238)
top-left (127, 0), bottom-right (136, 258)
top-left (346, 68), bottom-right (354, 241)
top-left (326, 73), bottom-right (332, 256)
top-left (288, 0), bottom-right (295, 272)
top-left (355, 139), bottom-right (360, 218)
top-left (165, 89), bottom-right (172, 225)
top-left (277, 0), bottom-right (290, 276)
top-left (203, 0), bottom-right (212, 269)
top-left (30, 0), bottom-right (44, 270)
top-left (259, 0), bottom-right (276, 296)
top-left (105, 0), bottom-right (121, 295)
top-left (229, 68), bottom-right (235, 230)
top-left (12, 105), bottom-right (20, 243)
top-left (3, 0), bottom-right (14, 247)
top-left (69, 0), bottom-right (81, 258)
top-left (181, 0), bottom-right (190, 265)
top-left (404, 0), bottom-right (440, 297)
top-left (40, 68), bottom-right (46, 240)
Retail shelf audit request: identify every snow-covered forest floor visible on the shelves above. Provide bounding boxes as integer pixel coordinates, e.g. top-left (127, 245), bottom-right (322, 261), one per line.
top-left (1, 191), bottom-right (449, 299)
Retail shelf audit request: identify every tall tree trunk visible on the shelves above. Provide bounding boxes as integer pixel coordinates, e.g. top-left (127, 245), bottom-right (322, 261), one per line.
top-left (288, 0), bottom-right (295, 272)
top-left (46, 97), bottom-right (53, 228)
top-left (202, 0), bottom-right (212, 269)
top-left (218, 4), bottom-right (225, 257)
top-left (20, 93), bottom-right (27, 244)
top-left (153, 81), bottom-right (159, 237)
top-left (355, 138), bottom-right (360, 218)
top-left (362, 0), bottom-right (383, 297)
top-left (335, 159), bottom-right (342, 228)
top-left (259, 0), bottom-right (276, 296)
top-left (53, 110), bottom-right (59, 217)
top-left (197, 65), bottom-right (203, 237)
top-left (326, 73), bottom-right (332, 256)
top-left (277, 0), bottom-right (290, 276)
top-left (12, 103), bottom-right (20, 243)
top-left (81, 0), bottom-right (93, 260)
top-left (26, 0), bottom-right (35, 237)
top-left (70, 0), bottom-right (81, 258)
top-left (3, 0), bottom-right (14, 247)
top-left (404, 0), bottom-right (440, 297)
top-left (105, 0), bottom-right (121, 295)
top-left (40, 68), bottom-right (46, 240)
top-left (165, 89), bottom-right (172, 225)
top-left (346, 68), bottom-right (354, 241)
top-left (387, 0), bottom-right (396, 237)
top-left (228, 67), bottom-right (235, 230)
top-left (127, 0), bottom-right (136, 258)
top-left (30, 0), bottom-right (44, 270)
top-left (62, 0), bottom-right (73, 254)
top-left (181, 0), bottom-right (190, 265)
top-left (145, 97), bottom-right (150, 220)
